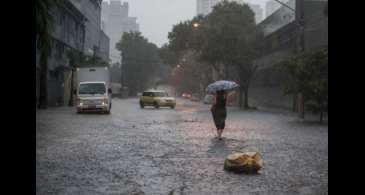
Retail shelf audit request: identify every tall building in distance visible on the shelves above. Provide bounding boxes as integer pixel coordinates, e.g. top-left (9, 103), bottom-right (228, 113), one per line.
top-left (197, 0), bottom-right (220, 16)
top-left (101, 0), bottom-right (139, 64)
top-left (196, 0), bottom-right (263, 23)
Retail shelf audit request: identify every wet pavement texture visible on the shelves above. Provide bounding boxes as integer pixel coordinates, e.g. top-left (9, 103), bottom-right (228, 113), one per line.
top-left (36, 98), bottom-right (328, 195)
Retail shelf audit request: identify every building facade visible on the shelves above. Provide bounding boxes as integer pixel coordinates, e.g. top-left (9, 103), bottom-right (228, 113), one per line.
top-left (69, 0), bottom-right (110, 62)
top-left (36, 0), bottom-right (86, 107)
top-left (101, 0), bottom-right (139, 64)
top-left (261, 0), bottom-right (296, 36)
top-left (250, 0), bottom-right (328, 110)
top-left (36, 0), bottom-right (110, 107)
top-left (265, 0), bottom-right (290, 18)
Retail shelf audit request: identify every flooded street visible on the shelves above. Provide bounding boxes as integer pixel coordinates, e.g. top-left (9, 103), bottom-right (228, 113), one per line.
top-left (36, 98), bottom-right (328, 194)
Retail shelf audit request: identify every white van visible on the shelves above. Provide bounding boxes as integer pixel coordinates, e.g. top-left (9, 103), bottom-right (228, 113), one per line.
top-left (75, 67), bottom-right (112, 114)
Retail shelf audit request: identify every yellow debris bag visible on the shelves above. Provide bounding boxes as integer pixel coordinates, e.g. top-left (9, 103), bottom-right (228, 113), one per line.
top-left (224, 152), bottom-right (263, 173)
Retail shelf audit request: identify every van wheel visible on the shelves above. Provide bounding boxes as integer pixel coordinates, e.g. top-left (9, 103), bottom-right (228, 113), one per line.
top-left (154, 102), bottom-right (160, 109)
top-left (171, 105), bottom-right (175, 109)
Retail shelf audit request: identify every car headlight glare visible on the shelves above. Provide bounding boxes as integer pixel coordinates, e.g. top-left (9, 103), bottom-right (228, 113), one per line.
top-left (103, 98), bottom-right (108, 105)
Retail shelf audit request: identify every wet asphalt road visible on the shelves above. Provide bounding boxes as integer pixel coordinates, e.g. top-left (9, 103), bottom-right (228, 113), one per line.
top-left (36, 98), bottom-right (328, 195)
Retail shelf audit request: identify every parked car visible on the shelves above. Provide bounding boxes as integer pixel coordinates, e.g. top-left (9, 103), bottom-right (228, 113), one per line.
top-left (140, 90), bottom-right (176, 109)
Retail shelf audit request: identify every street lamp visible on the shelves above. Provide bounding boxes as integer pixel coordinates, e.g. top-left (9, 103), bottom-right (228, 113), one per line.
top-left (193, 22), bottom-right (200, 28)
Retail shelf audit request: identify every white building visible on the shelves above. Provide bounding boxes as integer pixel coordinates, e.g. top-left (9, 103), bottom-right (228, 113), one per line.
top-left (101, 0), bottom-right (139, 64)
top-left (265, 0), bottom-right (291, 18)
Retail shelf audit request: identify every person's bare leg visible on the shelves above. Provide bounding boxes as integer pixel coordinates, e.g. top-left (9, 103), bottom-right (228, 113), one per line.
top-left (218, 129), bottom-right (223, 139)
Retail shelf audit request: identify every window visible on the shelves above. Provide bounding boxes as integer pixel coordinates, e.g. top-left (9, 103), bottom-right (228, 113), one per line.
top-left (143, 92), bottom-right (153, 97)
top-left (79, 83), bottom-right (106, 95)
top-left (154, 92), bottom-right (168, 97)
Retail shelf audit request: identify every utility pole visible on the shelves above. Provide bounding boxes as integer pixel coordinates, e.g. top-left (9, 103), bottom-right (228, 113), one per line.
top-left (296, 0), bottom-right (305, 119)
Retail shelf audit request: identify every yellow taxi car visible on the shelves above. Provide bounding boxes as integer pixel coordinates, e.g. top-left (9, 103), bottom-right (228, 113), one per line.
top-left (139, 90), bottom-right (176, 109)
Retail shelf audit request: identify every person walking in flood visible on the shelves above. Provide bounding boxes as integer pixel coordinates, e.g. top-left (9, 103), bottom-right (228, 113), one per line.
top-left (206, 80), bottom-right (239, 139)
top-left (211, 90), bottom-right (227, 140)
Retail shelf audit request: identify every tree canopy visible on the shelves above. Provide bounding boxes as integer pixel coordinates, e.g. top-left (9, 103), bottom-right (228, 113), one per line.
top-left (166, 1), bottom-right (263, 108)
top-left (116, 32), bottom-right (161, 96)
top-left (277, 49), bottom-right (328, 122)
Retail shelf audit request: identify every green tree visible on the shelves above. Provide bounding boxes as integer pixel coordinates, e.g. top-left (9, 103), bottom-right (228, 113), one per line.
top-left (166, 18), bottom-right (214, 96)
top-left (194, 1), bottom-right (261, 109)
top-left (167, 16), bottom-right (204, 58)
top-left (159, 43), bottom-right (178, 68)
top-left (168, 51), bottom-right (211, 95)
top-left (116, 32), bottom-right (161, 96)
top-left (167, 2), bottom-right (261, 107)
top-left (277, 49), bottom-right (328, 122)
top-left (80, 55), bottom-right (109, 67)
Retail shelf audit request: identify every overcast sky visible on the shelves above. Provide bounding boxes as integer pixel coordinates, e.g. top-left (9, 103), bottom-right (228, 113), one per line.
top-left (103, 0), bottom-right (271, 47)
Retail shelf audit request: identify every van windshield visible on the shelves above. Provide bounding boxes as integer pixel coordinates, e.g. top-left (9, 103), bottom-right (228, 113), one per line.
top-left (79, 83), bottom-right (106, 95)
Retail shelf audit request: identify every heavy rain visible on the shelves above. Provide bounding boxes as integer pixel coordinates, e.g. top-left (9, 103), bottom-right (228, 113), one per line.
top-left (36, 0), bottom-right (328, 194)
